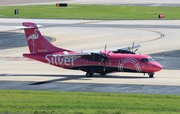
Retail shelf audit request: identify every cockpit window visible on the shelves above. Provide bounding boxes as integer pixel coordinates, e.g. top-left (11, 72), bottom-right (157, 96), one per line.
top-left (141, 58), bottom-right (154, 62)
top-left (148, 58), bottom-right (154, 62)
top-left (141, 58), bottom-right (149, 62)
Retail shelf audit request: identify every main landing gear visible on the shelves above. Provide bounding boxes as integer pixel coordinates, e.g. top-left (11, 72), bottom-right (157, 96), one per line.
top-left (100, 72), bottom-right (106, 76)
top-left (85, 72), bottom-right (107, 77)
top-left (148, 73), bottom-right (154, 78)
top-left (86, 72), bottom-right (155, 78)
top-left (86, 72), bottom-right (94, 77)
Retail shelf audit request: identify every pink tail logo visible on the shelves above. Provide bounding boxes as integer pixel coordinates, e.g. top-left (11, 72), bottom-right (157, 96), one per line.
top-left (27, 29), bottom-right (39, 53)
top-left (27, 29), bottom-right (39, 40)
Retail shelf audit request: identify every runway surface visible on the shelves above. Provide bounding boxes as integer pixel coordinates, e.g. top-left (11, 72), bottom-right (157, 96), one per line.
top-left (1, 0), bottom-right (180, 6)
top-left (0, 0), bottom-right (180, 94)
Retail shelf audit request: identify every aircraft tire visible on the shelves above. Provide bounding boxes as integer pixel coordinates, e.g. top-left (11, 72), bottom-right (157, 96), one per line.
top-left (148, 73), bottom-right (154, 78)
top-left (86, 72), bottom-right (93, 77)
top-left (100, 72), bottom-right (106, 76)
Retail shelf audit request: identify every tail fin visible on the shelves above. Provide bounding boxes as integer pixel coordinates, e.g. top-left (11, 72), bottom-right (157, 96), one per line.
top-left (16, 22), bottom-right (72, 53)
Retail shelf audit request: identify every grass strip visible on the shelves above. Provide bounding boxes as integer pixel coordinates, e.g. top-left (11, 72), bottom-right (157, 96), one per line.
top-left (0, 90), bottom-right (180, 114)
top-left (0, 4), bottom-right (180, 20)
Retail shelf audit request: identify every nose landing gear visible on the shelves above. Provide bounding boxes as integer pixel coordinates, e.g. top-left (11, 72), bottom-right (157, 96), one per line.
top-left (148, 73), bottom-right (154, 78)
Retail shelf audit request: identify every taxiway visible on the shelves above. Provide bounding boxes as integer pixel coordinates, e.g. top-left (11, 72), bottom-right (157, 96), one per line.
top-left (0, 19), bottom-right (180, 94)
top-left (0, 0), bottom-right (180, 94)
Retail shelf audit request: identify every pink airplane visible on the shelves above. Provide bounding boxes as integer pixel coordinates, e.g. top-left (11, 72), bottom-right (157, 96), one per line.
top-left (16, 22), bottom-right (162, 78)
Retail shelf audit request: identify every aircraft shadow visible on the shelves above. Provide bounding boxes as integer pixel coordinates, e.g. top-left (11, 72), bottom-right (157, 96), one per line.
top-left (0, 73), bottom-right (149, 85)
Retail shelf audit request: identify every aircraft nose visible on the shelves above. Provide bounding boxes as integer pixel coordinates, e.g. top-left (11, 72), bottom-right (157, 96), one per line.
top-left (155, 62), bottom-right (163, 71)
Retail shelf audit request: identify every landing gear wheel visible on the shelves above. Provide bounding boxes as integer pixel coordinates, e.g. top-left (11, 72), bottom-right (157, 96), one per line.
top-left (148, 73), bottom-right (154, 78)
top-left (86, 72), bottom-right (94, 77)
top-left (100, 72), bottom-right (106, 76)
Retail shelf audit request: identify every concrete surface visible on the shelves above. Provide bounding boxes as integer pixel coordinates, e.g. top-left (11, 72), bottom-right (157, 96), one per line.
top-left (1, 0), bottom-right (180, 6)
top-left (0, 19), bottom-right (180, 94)
top-left (0, 0), bottom-right (180, 94)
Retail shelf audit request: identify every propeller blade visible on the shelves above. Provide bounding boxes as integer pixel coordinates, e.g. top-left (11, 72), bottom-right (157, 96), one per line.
top-left (104, 60), bottom-right (106, 71)
top-left (128, 46), bottom-right (131, 52)
top-left (132, 41), bottom-right (135, 52)
top-left (107, 51), bottom-right (111, 55)
top-left (134, 49), bottom-right (138, 53)
top-left (104, 44), bottom-right (107, 71)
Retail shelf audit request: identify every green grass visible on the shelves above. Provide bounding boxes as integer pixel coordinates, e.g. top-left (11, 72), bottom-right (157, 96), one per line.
top-left (0, 90), bottom-right (180, 114)
top-left (0, 4), bottom-right (180, 19)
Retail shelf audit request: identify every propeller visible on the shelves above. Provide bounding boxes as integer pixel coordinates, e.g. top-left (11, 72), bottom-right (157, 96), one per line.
top-left (128, 41), bottom-right (139, 54)
top-left (100, 44), bottom-right (110, 72)
top-left (132, 41), bottom-right (135, 52)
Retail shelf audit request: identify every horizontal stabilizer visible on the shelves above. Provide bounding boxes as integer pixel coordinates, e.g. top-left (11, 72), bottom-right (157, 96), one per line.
top-left (15, 25), bottom-right (44, 31)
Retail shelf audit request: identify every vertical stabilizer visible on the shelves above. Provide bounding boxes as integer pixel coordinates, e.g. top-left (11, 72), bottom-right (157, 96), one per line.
top-left (18, 22), bottom-right (71, 53)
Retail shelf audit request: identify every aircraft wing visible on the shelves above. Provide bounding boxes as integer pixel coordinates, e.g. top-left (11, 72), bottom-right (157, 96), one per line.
top-left (58, 51), bottom-right (104, 62)
top-left (59, 52), bottom-right (91, 57)
top-left (113, 44), bottom-right (141, 51)
top-left (81, 44), bottom-right (141, 53)
top-left (55, 44), bottom-right (140, 62)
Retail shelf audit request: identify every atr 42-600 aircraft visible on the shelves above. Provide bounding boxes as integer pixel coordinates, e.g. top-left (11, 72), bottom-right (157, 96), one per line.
top-left (16, 22), bottom-right (162, 78)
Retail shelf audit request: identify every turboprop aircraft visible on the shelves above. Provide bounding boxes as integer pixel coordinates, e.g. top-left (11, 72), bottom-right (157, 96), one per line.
top-left (16, 22), bottom-right (162, 78)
